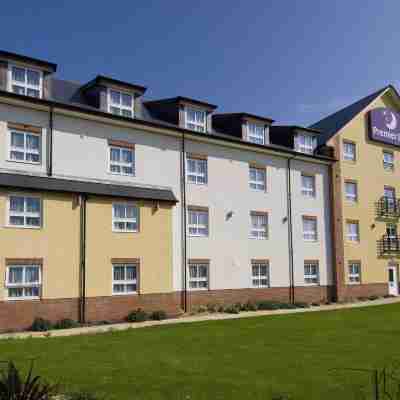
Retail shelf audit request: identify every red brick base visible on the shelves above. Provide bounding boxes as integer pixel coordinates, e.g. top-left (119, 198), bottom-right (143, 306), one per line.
top-left (339, 283), bottom-right (388, 301)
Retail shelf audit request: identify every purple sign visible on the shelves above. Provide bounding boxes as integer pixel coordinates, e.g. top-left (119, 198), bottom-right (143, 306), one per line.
top-left (369, 108), bottom-right (400, 146)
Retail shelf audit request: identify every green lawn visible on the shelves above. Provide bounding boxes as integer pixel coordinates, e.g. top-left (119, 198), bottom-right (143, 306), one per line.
top-left (1, 303), bottom-right (400, 400)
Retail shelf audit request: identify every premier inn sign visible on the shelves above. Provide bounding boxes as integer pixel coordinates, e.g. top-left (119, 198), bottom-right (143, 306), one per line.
top-left (369, 108), bottom-right (400, 146)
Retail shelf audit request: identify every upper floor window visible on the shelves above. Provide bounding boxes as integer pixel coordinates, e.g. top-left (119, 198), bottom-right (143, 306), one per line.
top-left (112, 203), bottom-right (139, 232)
top-left (112, 263), bottom-right (138, 295)
top-left (346, 220), bottom-right (360, 242)
top-left (9, 130), bottom-right (41, 164)
top-left (108, 89), bottom-right (134, 118)
top-left (188, 207), bottom-right (209, 237)
top-left (8, 195), bottom-right (41, 228)
top-left (250, 211), bottom-right (268, 239)
top-left (249, 166), bottom-right (266, 191)
top-left (251, 261), bottom-right (270, 288)
top-left (344, 181), bottom-right (358, 202)
top-left (247, 123), bottom-right (265, 145)
top-left (6, 264), bottom-right (41, 300)
top-left (9, 65), bottom-right (42, 98)
top-left (302, 216), bottom-right (317, 242)
top-left (348, 261), bottom-right (361, 284)
top-left (188, 261), bottom-right (209, 290)
top-left (109, 145), bottom-right (135, 176)
top-left (295, 133), bottom-right (316, 154)
top-left (304, 261), bottom-right (319, 285)
top-left (185, 108), bottom-right (206, 132)
top-left (383, 151), bottom-right (394, 171)
top-left (187, 155), bottom-right (207, 185)
top-left (343, 140), bottom-right (356, 162)
top-left (301, 174), bottom-right (315, 197)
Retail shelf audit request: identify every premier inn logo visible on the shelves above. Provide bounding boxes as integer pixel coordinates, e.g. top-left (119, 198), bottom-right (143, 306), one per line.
top-left (369, 108), bottom-right (400, 146)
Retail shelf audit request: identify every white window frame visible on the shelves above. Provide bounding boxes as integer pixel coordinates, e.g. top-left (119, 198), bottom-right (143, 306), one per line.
top-left (249, 166), bottom-right (266, 191)
top-left (8, 64), bottom-right (43, 98)
top-left (251, 261), bottom-right (270, 288)
top-left (343, 140), bottom-right (356, 162)
top-left (186, 155), bottom-right (208, 185)
top-left (6, 264), bottom-right (41, 300)
top-left (185, 107), bottom-right (207, 132)
top-left (8, 129), bottom-right (41, 164)
top-left (348, 262), bottom-right (361, 284)
top-left (188, 262), bottom-right (209, 290)
top-left (301, 174), bottom-right (316, 197)
top-left (383, 150), bottom-right (394, 171)
top-left (346, 221), bottom-right (360, 242)
top-left (295, 133), bottom-right (316, 154)
top-left (108, 88), bottom-right (134, 118)
top-left (302, 216), bottom-right (318, 242)
top-left (112, 203), bottom-right (139, 233)
top-left (112, 263), bottom-right (138, 295)
top-left (108, 145), bottom-right (135, 176)
top-left (188, 208), bottom-right (209, 237)
top-left (7, 194), bottom-right (42, 229)
top-left (247, 122), bottom-right (265, 145)
top-left (250, 212), bottom-right (268, 240)
top-left (344, 181), bottom-right (358, 203)
top-left (304, 261), bottom-right (319, 285)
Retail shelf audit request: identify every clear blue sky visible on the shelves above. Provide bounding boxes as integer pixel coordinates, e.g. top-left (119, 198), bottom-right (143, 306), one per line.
top-left (1, 1), bottom-right (399, 125)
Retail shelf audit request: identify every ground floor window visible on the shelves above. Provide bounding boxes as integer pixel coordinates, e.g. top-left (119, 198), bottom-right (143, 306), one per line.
top-left (251, 261), bottom-right (270, 288)
top-left (189, 262), bottom-right (209, 290)
top-left (304, 261), bottom-right (319, 285)
top-left (6, 264), bottom-right (41, 300)
top-left (348, 261), bottom-right (361, 284)
top-left (112, 263), bottom-right (138, 295)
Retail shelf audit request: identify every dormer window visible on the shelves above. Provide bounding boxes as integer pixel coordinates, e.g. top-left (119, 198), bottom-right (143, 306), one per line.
top-left (108, 89), bottom-right (134, 118)
top-left (185, 107), bottom-right (206, 132)
top-left (247, 122), bottom-right (265, 145)
top-left (9, 65), bottom-right (42, 98)
top-left (295, 133), bottom-right (317, 154)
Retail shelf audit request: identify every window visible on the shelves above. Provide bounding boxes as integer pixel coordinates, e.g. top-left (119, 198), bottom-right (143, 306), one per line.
top-left (9, 130), bottom-right (40, 163)
top-left (295, 134), bottom-right (316, 154)
top-left (185, 108), bottom-right (206, 132)
top-left (109, 146), bottom-right (135, 176)
top-left (301, 174), bottom-right (315, 197)
top-left (386, 223), bottom-right (398, 239)
top-left (249, 166), bottom-right (266, 191)
top-left (108, 89), bottom-right (134, 118)
top-left (189, 262), bottom-right (209, 290)
top-left (8, 195), bottom-right (41, 228)
top-left (188, 208), bottom-right (209, 237)
top-left (384, 186), bottom-right (396, 203)
top-left (112, 203), bottom-right (139, 232)
top-left (6, 264), bottom-right (41, 300)
top-left (343, 141), bottom-right (356, 161)
top-left (112, 264), bottom-right (138, 294)
top-left (304, 261), bottom-right (319, 285)
top-left (247, 123), bottom-right (265, 145)
top-left (383, 151), bottom-right (394, 171)
top-left (302, 216), bottom-right (317, 241)
top-left (251, 261), bottom-right (270, 288)
top-left (9, 65), bottom-right (42, 98)
top-left (187, 156), bottom-right (207, 185)
top-left (346, 220), bottom-right (360, 242)
top-left (344, 181), bottom-right (358, 202)
top-left (348, 262), bottom-right (361, 284)
top-left (250, 212), bottom-right (268, 239)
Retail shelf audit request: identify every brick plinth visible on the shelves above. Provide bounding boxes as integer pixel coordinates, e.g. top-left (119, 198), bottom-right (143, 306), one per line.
top-left (340, 283), bottom-right (388, 300)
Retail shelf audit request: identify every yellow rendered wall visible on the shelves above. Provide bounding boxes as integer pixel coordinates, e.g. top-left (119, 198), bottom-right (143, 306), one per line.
top-left (0, 190), bottom-right (80, 300)
top-left (329, 91), bottom-right (400, 284)
top-left (85, 197), bottom-right (174, 297)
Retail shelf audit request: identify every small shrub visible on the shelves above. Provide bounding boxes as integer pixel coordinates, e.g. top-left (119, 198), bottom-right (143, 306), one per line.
top-left (368, 295), bottom-right (379, 301)
top-left (30, 317), bottom-right (53, 332)
top-left (357, 296), bottom-right (369, 302)
top-left (243, 301), bottom-right (258, 311)
top-left (257, 301), bottom-right (280, 310)
top-left (311, 302), bottom-right (320, 307)
top-left (278, 302), bottom-right (297, 309)
top-left (217, 305), bottom-right (225, 313)
top-left (294, 302), bottom-right (310, 309)
top-left (206, 303), bottom-right (218, 313)
top-left (196, 305), bottom-right (208, 313)
top-left (127, 308), bottom-right (148, 322)
top-left (53, 318), bottom-right (79, 330)
top-left (150, 310), bottom-right (167, 321)
top-left (224, 304), bottom-right (240, 314)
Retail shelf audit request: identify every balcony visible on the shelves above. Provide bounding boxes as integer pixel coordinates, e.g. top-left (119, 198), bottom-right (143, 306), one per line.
top-left (378, 235), bottom-right (400, 255)
top-left (376, 197), bottom-right (400, 218)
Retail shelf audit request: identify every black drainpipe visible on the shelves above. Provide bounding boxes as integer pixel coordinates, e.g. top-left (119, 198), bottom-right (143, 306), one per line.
top-left (47, 105), bottom-right (53, 176)
top-left (286, 156), bottom-right (295, 304)
top-left (180, 130), bottom-right (188, 312)
top-left (79, 194), bottom-right (87, 323)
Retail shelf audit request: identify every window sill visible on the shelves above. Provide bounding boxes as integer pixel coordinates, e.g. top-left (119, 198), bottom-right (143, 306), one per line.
top-left (107, 171), bottom-right (136, 178)
top-left (188, 234), bottom-right (209, 238)
top-left (188, 288), bottom-right (209, 291)
top-left (348, 281), bottom-right (361, 285)
top-left (4, 224), bottom-right (41, 230)
top-left (6, 159), bottom-right (41, 166)
top-left (187, 181), bottom-right (208, 186)
top-left (6, 297), bottom-right (41, 301)
top-left (249, 237), bottom-right (268, 240)
top-left (112, 229), bottom-right (139, 234)
top-left (112, 292), bottom-right (138, 296)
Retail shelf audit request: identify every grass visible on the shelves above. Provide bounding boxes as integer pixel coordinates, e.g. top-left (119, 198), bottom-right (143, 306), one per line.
top-left (1, 303), bottom-right (400, 400)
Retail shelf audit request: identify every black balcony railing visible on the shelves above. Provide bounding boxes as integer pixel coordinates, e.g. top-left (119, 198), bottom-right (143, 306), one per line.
top-left (378, 235), bottom-right (400, 255)
top-left (376, 197), bottom-right (400, 218)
